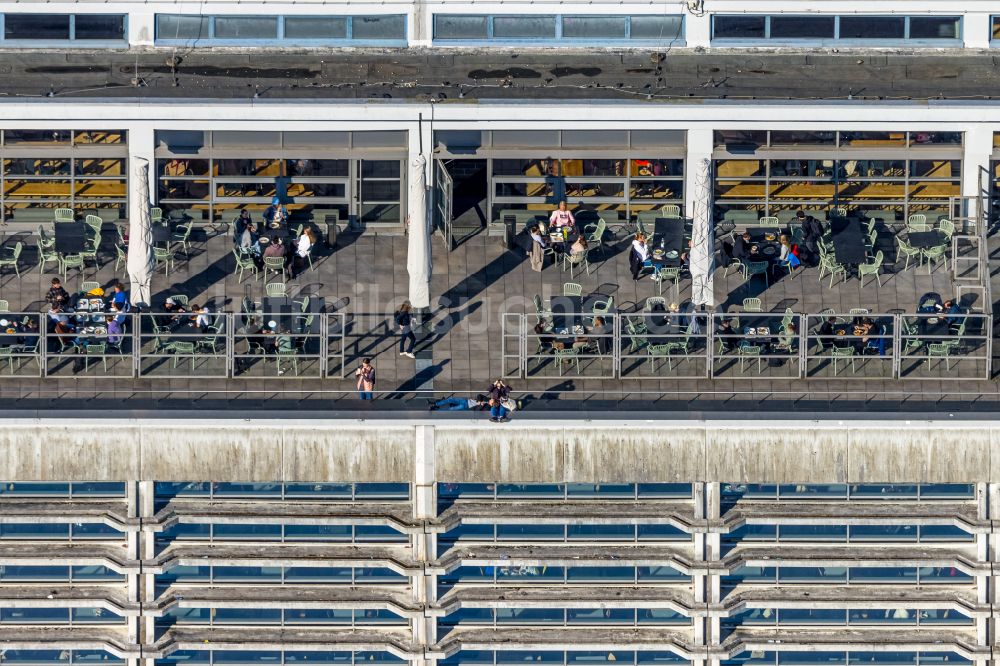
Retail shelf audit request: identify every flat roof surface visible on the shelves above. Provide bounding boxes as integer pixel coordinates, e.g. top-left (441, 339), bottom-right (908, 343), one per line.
top-left (1, 51), bottom-right (999, 101)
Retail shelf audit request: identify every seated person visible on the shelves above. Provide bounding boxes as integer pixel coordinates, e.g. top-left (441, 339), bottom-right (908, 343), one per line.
top-left (45, 278), bottom-right (70, 308)
top-left (238, 223), bottom-right (260, 256)
top-left (233, 209), bottom-right (252, 242)
top-left (111, 302), bottom-right (128, 326)
top-left (817, 316), bottom-right (837, 347)
top-left (533, 322), bottom-right (555, 353)
top-left (732, 232), bottom-right (752, 260)
top-left (429, 394), bottom-right (489, 412)
top-left (716, 318), bottom-right (736, 352)
top-left (275, 328), bottom-right (294, 354)
top-left (19, 318), bottom-right (39, 351)
top-left (569, 236), bottom-right (588, 257)
top-left (775, 323), bottom-right (797, 353)
top-left (529, 224), bottom-right (548, 248)
top-left (107, 282), bottom-right (128, 310)
top-left (943, 299), bottom-right (964, 328)
top-left (190, 304), bottom-right (212, 333)
top-left (587, 316), bottom-right (612, 355)
top-left (917, 291), bottom-right (943, 313)
top-left (48, 306), bottom-right (75, 348)
top-left (264, 197), bottom-right (288, 227)
top-left (263, 236), bottom-right (286, 261)
top-left (105, 315), bottom-right (123, 347)
top-left (157, 297), bottom-right (188, 327)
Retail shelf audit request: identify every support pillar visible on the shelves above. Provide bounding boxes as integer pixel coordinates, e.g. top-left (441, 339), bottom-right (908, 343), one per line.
top-left (412, 425), bottom-right (437, 666)
top-left (961, 125), bottom-right (993, 232)
top-left (406, 121), bottom-right (433, 310)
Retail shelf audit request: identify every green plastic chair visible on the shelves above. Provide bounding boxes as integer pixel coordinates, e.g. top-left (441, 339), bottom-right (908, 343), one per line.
top-left (759, 217), bottom-right (781, 228)
top-left (562, 250), bottom-right (590, 278)
top-left (626, 319), bottom-right (648, 353)
top-left (150, 207), bottom-right (163, 224)
top-left (858, 251), bottom-right (884, 288)
top-left (171, 221), bottom-right (194, 256)
top-left (154, 247), bottom-right (173, 276)
top-left (818, 254), bottom-right (846, 288)
top-left (644, 297), bottom-right (666, 312)
top-left (592, 295), bottom-right (614, 316)
top-left (553, 347), bottom-right (581, 376)
top-left (233, 248), bottom-right (258, 283)
top-left (896, 237), bottom-right (922, 272)
top-left (59, 253), bottom-right (85, 281)
top-left (906, 214), bottom-right (929, 232)
top-left (938, 219), bottom-right (955, 240)
top-left (54, 208), bottom-right (74, 222)
top-left (738, 345), bottom-right (763, 374)
top-left (563, 283), bottom-right (583, 297)
top-left (659, 204), bottom-right (681, 218)
top-left (83, 344), bottom-right (107, 373)
top-left (647, 343), bottom-right (672, 373)
top-left (927, 343), bottom-right (953, 372)
top-left (584, 219), bottom-right (606, 257)
top-left (831, 346), bottom-right (856, 376)
top-left (742, 261), bottom-right (769, 288)
top-left (266, 282), bottom-right (287, 298)
top-left (276, 347), bottom-right (300, 376)
top-left (171, 341), bottom-right (197, 371)
top-left (922, 245), bottom-right (948, 274)
top-left (0, 242), bottom-right (23, 278)
top-left (742, 298), bottom-right (762, 313)
top-left (657, 267), bottom-right (681, 297)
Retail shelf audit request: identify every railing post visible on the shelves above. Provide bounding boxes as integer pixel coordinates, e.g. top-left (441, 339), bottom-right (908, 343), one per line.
top-left (319, 313), bottom-right (328, 379)
top-left (892, 313), bottom-right (901, 379)
top-left (225, 312), bottom-right (235, 378)
top-left (797, 314), bottom-right (806, 379)
top-left (706, 314), bottom-right (715, 378)
top-left (131, 312), bottom-right (140, 379)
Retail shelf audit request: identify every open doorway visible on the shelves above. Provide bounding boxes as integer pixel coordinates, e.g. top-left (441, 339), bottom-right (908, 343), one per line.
top-left (446, 159), bottom-right (488, 243)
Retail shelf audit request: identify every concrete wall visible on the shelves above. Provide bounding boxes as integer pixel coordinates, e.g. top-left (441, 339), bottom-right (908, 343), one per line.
top-left (2, 419), bottom-right (999, 483)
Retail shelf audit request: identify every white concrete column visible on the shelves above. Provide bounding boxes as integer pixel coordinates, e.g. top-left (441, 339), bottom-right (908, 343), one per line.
top-left (685, 129), bottom-right (714, 221)
top-left (412, 425), bottom-right (436, 666)
top-left (137, 481), bottom-right (156, 660)
top-left (407, 122), bottom-right (434, 308)
top-left (963, 13), bottom-right (992, 49)
top-left (961, 125), bottom-right (993, 232)
top-left (128, 11), bottom-right (156, 48)
top-left (128, 126), bottom-right (156, 220)
top-left (685, 9), bottom-right (712, 49)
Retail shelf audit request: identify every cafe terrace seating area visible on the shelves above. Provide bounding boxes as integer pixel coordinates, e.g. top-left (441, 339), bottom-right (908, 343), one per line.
top-left (0, 199), bottom-right (992, 402)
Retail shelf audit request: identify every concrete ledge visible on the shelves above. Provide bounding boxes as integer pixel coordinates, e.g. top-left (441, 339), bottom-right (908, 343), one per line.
top-left (0, 418), bottom-right (995, 483)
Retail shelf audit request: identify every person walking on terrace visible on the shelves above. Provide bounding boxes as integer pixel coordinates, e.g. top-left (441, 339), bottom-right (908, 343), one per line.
top-left (395, 300), bottom-right (416, 358)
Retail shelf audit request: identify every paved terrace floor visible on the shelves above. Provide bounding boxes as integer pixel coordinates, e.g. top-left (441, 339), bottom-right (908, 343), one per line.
top-left (0, 220), bottom-right (995, 415)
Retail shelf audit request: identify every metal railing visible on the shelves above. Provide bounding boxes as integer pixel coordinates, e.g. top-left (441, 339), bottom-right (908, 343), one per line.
top-left (500, 311), bottom-right (993, 382)
top-left (0, 311), bottom-right (348, 380)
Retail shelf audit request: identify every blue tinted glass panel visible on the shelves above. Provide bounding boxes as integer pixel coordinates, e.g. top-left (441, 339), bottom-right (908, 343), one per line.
top-left (155, 482), bottom-right (210, 497)
top-left (354, 483), bottom-right (409, 499)
top-left (498, 565), bottom-right (564, 581)
top-left (71, 608), bottom-right (121, 623)
top-left (438, 483), bottom-right (494, 498)
top-left (284, 525), bottom-right (353, 540)
top-left (778, 653), bottom-right (845, 665)
top-left (213, 524), bottom-right (283, 539)
top-left (721, 484), bottom-right (776, 499)
top-left (568, 652), bottom-right (634, 664)
top-left (74, 652), bottom-right (124, 665)
top-left (213, 566), bottom-right (282, 581)
top-left (283, 483), bottom-right (352, 497)
top-left (919, 567), bottom-right (972, 582)
top-left (850, 525), bottom-right (917, 541)
top-left (919, 484), bottom-right (974, 498)
top-left (354, 525), bottom-right (408, 542)
top-left (918, 654), bottom-right (971, 665)
top-left (637, 609), bottom-right (688, 624)
top-left (779, 609), bottom-right (846, 623)
top-left (567, 608), bottom-right (633, 623)
top-left (497, 524), bottom-right (564, 540)
top-left (212, 652), bottom-right (282, 663)
top-left (637, 653), bottom-right (689, 665)
top-left (212, 483), bottom-right (282, 497)
top-left (496, 484), bottom-right (564, 498)
top-left (440, 565), bottom-right (493, 583)
top-left (441, 652), bottom-right (494, 665)
top-left (851, 484), bottom-right (918, 498)
top-left (722, 565), bottom-right (775, 583)
top-left (721, 608), bottom-right (776, 627)
top-left (163, 608), bottom-right (212, 622)
top-left (441, 524), bottom-right (494, 541)
top-left (777, 484), bottom-right (847, 498)
top-left (919, 609), bottom-right (973, 624)
top-left (0, 483), bottom-right (69, 495)
top-left (637, 525), bottom-right (688, 540)
top-left (2, 651), bottom-right (69, 663)
top-left (849, 567), bottom-right (918, 583)
top-left (779, 567), bottom-right (847, 582)
top-left (1, 608), bottom-right (70, 622)
top-left (496, 653), bottom-right (563, 665)
top-left (156, 565), bottom-right (210, 584)
top-left (567, 566), bottom-right (633, 581)
top-left (498, 608), bottom-right (564, 623)
top-left (357, 567), bottom-right (407, 582)
top-left (723, 525), bottom-right (777, 542)
top-left (779, 525), bottom-right (847, 540)
top-left (72, 523), bottom-right (125, 538)
top-left (440, 608), bottom-right (493, 625)
top-left (0, 565), bottom-right (70, 580)
top-left (158, 524), bottom-right (212, 540)
top-left (283, 567), bottom-right (352, 582)
top-left (566, 483), bottom-right (634, 497)
top-left (72, 482), bottom-right (126, 496)
top-left (849, 609), bottom-right (915, 624)
top-left (567, 524), bottom-right (634, 540)
top-left (157, 650), bottom-right (211, 664)
top-left (0, 523), bottom-right (69, 538)
top-left (71, 566), bottom-right (125, 580)
top-left (637, 566), bottom-right (688, 581)
top-left (284, 653), bottom-right (352, 664)
top-left (637, 483), bottom-right (692, 498)
top-left (287, 609), bottom-right (352, 623)
top-left (848, 653), bottom-right (915, 665)
top-left (214, 609), bottom-right (282, 623)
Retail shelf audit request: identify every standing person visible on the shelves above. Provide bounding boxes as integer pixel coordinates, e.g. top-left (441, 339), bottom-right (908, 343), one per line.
top-left (395, 301), bottom-right (416, 358)
top-left (549, 201), bottom-right (575, 232)
top-left (290, 228), bottom-right (316, 279)
top-left (487, 379), bottom-right (513, 423)
top-left (355, 358), bottom-right (375, 400)
top-left (629, 233), bottom-right (650, 281)
top-left (528, 225), bottom-right (547, 272)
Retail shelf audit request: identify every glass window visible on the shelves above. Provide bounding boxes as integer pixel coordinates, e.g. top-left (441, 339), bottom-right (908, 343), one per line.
top-left (630, 16), bottom-right (683, 40)
top-left (493, 16), bottom-right (556, 39)
top-left (4, 130), bottom-right (71, 145)
top-left (779, 525), bottom-right (846, 540)
top-left (839, 16), bottom-right (904, 39)
top-left (5, 14), bottom-right (70, 40)
top-left (637, 483), bottom-right (691, 497)
top-left (351, 16), bottom-right (406, 40)
top-left (434, 15), bottom-right (488, 40)
top-left (994, 17), bottom-right (1000, 41)
top-left (850, 567), bottom-right (917, 583)
top-left (74, 15), bottom-right (126, 40)
top-left (561, 16), bottom-right (626, 39)
top-left (770, 16), bottom-right (834, 39)
top-left (909, 17), bottom-right (960, 40)
top-left (713, 16), bottom-right (765, 39)
top-left (850, 525), bottom-right (917, 541)
top-left (214, 17), bottom-right (278, 39)
top-left (284, 17), bottom-right (348, 40)
top-left (769, 131), bottom-right (837, 146)
top-left (156, 15), bottom-right (210, 40)
top-left (780, 609), bottom-right (846, 624)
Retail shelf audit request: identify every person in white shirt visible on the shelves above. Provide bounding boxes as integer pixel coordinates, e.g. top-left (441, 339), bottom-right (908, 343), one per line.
top-left (291, 228), bottom-right (316, 278)
top-left (191, 304), bottom-right (212, 332)
top-left (549, 201), bottom-right (575, 231)
top-left (629, 233), bottom-right (650, 281)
